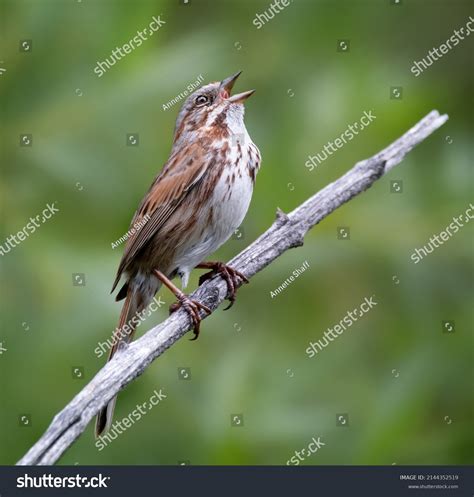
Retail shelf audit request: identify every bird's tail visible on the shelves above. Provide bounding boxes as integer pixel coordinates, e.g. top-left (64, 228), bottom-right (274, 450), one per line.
top-left (95, 284), bottom-right (140, 438)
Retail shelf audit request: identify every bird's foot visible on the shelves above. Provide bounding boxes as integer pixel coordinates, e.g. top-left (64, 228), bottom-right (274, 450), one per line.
top-left (169, 294), bottom-right (211, 340)
top-left (153, 268), bottom-right (211, 340)
top-left (197, 261), bottom-right (249, 310)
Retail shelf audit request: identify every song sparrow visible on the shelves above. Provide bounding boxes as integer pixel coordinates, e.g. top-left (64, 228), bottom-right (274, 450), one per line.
top-left (95, 71), bottom-right (261, 436)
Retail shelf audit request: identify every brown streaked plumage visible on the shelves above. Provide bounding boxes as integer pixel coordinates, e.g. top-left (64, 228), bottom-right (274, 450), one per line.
top-left (95, 71), bottom-right (261, 437)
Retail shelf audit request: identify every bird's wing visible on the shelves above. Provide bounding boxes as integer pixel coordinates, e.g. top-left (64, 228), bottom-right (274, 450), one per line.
top-left (111, 145), bottom-right (213, 292)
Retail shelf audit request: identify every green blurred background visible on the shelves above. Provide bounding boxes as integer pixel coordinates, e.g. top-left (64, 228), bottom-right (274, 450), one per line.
top-left (1, 0), bottom-right (472, 465)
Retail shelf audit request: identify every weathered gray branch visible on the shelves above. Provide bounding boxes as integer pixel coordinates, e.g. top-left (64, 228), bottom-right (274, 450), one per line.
top-left (18, 110), bottom-right (448, 465)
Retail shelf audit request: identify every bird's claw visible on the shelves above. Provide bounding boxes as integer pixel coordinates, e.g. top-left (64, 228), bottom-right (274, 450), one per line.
top-left (198, 263), bottom-right (248, 310)
top-left (169, 295), bottom-right (211, 340)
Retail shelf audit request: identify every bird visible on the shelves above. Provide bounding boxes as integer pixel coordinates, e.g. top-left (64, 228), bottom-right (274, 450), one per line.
top-left (95, 71), bottom-right (261, 437)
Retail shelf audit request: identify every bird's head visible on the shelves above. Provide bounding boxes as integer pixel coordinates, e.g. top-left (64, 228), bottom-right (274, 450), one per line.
top-left (173, 71), bottom-right (255, 145)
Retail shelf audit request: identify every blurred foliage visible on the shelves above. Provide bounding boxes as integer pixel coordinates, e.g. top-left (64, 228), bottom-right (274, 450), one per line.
top-left (0, 0), bottom-right (472, 465)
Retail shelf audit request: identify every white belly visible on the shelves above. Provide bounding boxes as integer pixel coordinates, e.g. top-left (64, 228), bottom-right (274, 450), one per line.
top-left (175, 143), bottom-right (255, 287)
top-left (210, 157), bottom-right (254, 245)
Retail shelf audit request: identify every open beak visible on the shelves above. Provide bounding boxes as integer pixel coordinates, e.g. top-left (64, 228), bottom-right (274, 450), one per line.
top-left (220, 71), bottom-right (255, 103)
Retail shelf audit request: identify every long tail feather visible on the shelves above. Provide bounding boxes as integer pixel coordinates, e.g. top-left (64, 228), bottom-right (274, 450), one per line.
top-left (95, 285), bottom-right (138, 437)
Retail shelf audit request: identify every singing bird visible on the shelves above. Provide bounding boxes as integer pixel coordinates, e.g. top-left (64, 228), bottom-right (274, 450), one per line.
top-left (95, 72), bottom-right (261, 436)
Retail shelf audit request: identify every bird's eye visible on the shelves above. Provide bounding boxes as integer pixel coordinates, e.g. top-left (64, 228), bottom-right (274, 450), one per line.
top-left (195, 95), bottom-right (209, 106)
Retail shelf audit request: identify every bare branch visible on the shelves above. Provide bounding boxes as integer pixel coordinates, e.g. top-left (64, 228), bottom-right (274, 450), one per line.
top-left (17, 110), bottom-right (448, 465)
